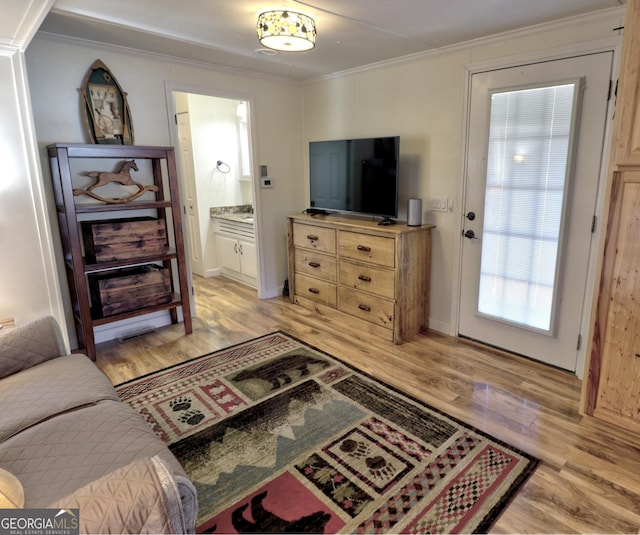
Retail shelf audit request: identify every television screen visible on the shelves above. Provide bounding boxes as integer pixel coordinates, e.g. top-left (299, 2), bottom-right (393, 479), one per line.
top-left (309, 136), bottom-right (399, 218)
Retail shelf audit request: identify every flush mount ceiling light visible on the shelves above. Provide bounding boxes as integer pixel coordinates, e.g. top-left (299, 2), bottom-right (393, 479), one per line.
top-left (256, 10), bottom-right (316, 52)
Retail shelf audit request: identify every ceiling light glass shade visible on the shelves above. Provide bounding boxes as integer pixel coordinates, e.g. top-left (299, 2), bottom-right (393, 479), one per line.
top-left (257, 10), bottom-right (316, 52)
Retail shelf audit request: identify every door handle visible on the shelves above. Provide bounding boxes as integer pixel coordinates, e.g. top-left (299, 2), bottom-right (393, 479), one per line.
top-left (462, 229), bottom-right (479, 240)
top-left (466, 211), bottom-right (476, 221)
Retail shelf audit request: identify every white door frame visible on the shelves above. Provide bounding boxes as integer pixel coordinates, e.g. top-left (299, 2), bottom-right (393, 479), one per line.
top-left (164, 81), bottom-right (266, 303)
top-left (451, 37), bottom-right (621, 379)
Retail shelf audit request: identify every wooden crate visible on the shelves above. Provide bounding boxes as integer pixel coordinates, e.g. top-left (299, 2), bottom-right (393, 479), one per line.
top-left (82, 217), bottom-right (168, 263)
top-left (88, 265), bottom-right (172, 317)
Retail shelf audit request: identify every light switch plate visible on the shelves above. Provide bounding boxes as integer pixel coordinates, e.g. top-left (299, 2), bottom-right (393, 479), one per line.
top-left (430, 197), bottom-right (448, 211)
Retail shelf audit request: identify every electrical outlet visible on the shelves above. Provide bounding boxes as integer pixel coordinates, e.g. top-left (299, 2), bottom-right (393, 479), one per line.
top-left (260, 177), bottom-right (274, 188)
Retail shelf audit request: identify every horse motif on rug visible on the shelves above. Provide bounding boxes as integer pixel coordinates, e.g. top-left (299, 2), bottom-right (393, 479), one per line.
top-left (73, 159), bottom-right (159, 203)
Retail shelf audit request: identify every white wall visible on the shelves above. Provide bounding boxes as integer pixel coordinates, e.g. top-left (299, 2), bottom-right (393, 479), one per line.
top-left (0, 0), bottom-right (66, 335)
top-left (301, 8), bottom-right (624, 335)
top-left (0, 51), bottom-right (64, 327)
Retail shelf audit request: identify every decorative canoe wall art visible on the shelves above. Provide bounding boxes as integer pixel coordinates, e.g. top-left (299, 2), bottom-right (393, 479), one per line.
top-left (80, 60), bottom-right (135, 145)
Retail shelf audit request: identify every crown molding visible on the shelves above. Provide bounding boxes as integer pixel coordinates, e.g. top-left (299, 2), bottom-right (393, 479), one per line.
top-left (35, 31), bottom-right (303, 86)
top-left (0, 43), bottom-right (20, 57)
top-left (304, 5), bottom-right (626, 84)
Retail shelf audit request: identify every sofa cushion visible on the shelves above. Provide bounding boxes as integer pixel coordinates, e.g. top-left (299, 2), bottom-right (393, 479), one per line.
top-left (0, 354), bottom-right (120, 442)
top-left (0, 316), bottom-right (66, 379)
top-left (0, 400), bottom-right (185, 507)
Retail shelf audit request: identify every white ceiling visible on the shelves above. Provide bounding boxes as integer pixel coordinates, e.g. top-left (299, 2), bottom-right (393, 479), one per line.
top-left (40, 0), bottom-right (626, 80)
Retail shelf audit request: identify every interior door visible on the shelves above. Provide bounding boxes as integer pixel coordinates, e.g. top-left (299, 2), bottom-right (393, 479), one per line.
top-left (176, 112), bottom-right (204, 277)
top-left (459, 52), bottom-right (613, 371)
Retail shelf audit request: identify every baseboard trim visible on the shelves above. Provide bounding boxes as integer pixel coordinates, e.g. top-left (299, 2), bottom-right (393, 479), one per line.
top-left (427, 318), bottom-right (450, 335)
top-left (94, 311), bottom-right (172, 344)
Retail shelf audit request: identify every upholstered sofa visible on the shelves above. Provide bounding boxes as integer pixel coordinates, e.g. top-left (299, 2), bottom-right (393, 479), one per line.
top-left (0, 316), bottom-right (197, 533)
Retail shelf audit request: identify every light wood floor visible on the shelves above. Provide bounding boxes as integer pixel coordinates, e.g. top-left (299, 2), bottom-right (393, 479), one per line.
top-left (95, 275), bottom-right (640, 534)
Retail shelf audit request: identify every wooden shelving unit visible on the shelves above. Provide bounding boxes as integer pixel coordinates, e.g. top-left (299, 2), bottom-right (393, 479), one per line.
top-left (47, 143), bottom-right (192, 360)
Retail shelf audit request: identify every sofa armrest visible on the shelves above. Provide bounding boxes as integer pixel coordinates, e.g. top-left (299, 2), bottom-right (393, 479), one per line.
top-left (49, 456), bottom-right (198, 534)
top-left (0, 316), bottom-right (67, 379)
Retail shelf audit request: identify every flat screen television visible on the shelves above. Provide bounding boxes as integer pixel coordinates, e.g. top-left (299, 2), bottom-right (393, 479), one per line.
top-left (309, 136), bottom-right (400, 222)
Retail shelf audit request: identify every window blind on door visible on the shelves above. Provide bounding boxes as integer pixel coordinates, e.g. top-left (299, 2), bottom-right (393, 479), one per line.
top-left (478, 83), bottom-right (577, 332)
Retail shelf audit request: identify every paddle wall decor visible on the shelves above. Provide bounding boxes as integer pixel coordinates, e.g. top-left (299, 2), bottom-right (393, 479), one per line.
top-left (80, 59), bottom-right (135, 145)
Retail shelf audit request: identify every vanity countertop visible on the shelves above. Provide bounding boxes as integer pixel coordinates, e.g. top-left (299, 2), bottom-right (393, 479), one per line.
top-left (210, 205), bottom-right (253, 224)
top-left (212, 213), bottom-right (254, 223)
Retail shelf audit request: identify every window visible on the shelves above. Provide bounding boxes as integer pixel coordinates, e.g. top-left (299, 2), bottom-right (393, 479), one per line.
top-left (478, 83), bottom-right (578, 332)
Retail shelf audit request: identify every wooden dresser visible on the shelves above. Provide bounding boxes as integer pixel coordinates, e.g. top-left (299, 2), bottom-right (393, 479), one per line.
top-left (287, 214), bottom-right (434, 344)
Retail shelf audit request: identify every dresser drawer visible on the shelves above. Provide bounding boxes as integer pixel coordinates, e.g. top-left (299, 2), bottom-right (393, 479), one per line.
top-left (292, 223), bottom-right (336, 254)
top-left (295, 250), bottom-right (337, 282)
top-left (338, 231), bottom-right (395, 267)
top-left (339, 260), bottom-right (394, 299)
top-left (295, 273), bottom-right (337, 307)
top-left (339, 287), bottom-right (394, 329)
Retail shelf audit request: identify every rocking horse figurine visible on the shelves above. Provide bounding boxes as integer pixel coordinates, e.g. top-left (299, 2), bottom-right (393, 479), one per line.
top-left (73, 160), bottom-right (159, 204)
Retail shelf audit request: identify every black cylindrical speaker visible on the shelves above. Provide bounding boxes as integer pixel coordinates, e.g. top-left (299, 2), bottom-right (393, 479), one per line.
top-left (407, 198), bottom-right (422, 226)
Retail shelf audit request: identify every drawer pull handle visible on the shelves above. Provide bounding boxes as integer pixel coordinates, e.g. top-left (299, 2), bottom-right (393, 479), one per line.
top-left (307, 234), bottom-right (319, 241)
top-left (308, 261), bottom-right (321, 268)
top-left (358, 304), bottom-right (371, 312)
top-left (357, 245), bottom-right (371, 252)
top-left (358, 275), bottom-right (371, 282)
top-left (308, 287), bottom-right (320, 294)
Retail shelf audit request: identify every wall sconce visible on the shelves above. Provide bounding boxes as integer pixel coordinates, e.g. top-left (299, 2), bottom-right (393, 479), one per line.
top-left (256, 10), bottom-right (316, 52)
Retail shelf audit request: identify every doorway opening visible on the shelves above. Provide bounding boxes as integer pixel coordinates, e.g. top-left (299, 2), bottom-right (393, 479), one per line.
top-left (171, 90), bottom-right (260, 315)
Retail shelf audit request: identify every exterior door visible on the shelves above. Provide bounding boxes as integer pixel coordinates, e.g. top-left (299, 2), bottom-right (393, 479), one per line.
top-left (459, 52), bottom-right (613, 371)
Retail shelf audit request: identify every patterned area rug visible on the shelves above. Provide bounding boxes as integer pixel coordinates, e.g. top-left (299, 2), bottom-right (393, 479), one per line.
top-left (116, 332), bottom-right (537, 534)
